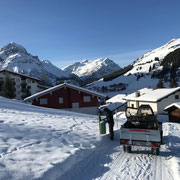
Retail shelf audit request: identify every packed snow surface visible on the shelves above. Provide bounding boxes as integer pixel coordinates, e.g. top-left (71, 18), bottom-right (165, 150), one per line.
top-left (0, 97), bottom-right (179, 180)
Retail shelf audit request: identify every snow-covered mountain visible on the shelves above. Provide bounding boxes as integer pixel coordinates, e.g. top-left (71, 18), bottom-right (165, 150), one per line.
top-left (87, 38), bottom-right (180, 97)
top-left (62, 58), bottom-right (121, 83)
top-left (126, 38), bottom-right (180, 75)
top-left (0, 43), bottom-right (120, 86)
top-left (0, 42), bottom-right (71, 85)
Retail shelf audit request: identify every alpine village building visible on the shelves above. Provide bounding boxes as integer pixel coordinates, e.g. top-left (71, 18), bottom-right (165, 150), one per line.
top-left (124, 87), bottom-right (180, 114)
top-left (24, 82), bottom-right (106, 115)
top-left (0, 70), bottom-right (45, 100)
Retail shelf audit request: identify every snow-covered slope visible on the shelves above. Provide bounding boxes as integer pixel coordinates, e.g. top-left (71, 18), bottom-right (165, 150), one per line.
top-left (87, 39), bottom-right (180, 97)
top-left (63, 58), bottom-right (121, 81)
top-left (127, 38), bottom-right (180, 74)
top-left (0, 42), bottom-right (71, 85)
top-left (41, 60), bottom-right (71, 78)
top-left (0, 97), bottom-right (179, 180)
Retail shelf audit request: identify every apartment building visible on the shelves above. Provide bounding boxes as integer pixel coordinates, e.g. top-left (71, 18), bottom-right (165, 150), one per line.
top-left (0, 70), bottom-right (45, 100)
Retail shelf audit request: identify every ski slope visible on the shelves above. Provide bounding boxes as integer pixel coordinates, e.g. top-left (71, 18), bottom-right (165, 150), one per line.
top-left (0, 97), bottom-right (179, 180)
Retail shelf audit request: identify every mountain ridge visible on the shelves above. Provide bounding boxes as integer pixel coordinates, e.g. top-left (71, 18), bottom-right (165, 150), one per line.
top-left (87, 38), bottom-right (180, 97)
top-left (0, 42), bottom-right (120, 86)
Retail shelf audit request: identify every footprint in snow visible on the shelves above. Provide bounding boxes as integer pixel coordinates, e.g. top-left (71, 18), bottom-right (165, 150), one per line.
top-left (0, 163), bottom-right (6, 168)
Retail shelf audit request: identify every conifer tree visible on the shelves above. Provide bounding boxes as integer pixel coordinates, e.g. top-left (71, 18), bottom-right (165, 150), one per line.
top-left (156, 79), bottom-right (164, 89)
top-left (148, 66), bottom-right (152, 73)
top-left (170, 79), bottom-right (178, 88)
top-left (1, 75), bottom-right (15, 99)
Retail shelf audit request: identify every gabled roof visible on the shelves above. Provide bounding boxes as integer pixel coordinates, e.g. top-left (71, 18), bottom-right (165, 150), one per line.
top-left (123, 88), bottom-right (153, 101)
top-left (124, 87), bottom-right (180, 102)
top-left (164, 102), bottom-right (180, 111)
top-left (99, 102), bottom-right (124, 112)
top-left (24, 82), bottom-right (106, 102)
top-left (0, 69), bottom-right (40, 81)
top-left (106, 94), bottom-right (126, 104)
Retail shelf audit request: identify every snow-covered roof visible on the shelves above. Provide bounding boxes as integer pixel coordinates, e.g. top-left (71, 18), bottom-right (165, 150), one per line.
top-left (99, 102), bottom-right (124, 112)
top-left (164, 102), bottom-right (180, 111)
top-left (106, 94), bottom-right (126, 104)
top-left (123, 88), bottom-right (153, 101)
top-left (24, 82), bottom-right (106, 102)
top-left (124, 87), bottom-right (180, 102)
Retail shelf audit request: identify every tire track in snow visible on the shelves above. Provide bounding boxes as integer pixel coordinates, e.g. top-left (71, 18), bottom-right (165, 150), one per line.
top-left (57, 130), bottom-right (168, 180)
top-left (100, 148), bottom-right (162, 180)
top-left (101, 151), bottom-right (126, 180)
top-left (154, 156), bottom-right (162, 180)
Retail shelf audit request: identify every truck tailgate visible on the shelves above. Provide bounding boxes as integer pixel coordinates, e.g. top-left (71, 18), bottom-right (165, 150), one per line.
top-left (120, 128), bottom-right (161, 142)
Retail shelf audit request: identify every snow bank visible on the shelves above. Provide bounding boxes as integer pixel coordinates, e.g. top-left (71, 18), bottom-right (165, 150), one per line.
top-left (0, 97), bottom-right (101, 180)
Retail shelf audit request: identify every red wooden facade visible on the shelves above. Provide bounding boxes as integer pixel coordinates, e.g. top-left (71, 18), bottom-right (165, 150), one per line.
top-left (32, 86), bottom-right (99, 109)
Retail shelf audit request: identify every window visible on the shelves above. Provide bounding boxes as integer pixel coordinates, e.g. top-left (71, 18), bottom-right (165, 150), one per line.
top-left (16, 78), bottom-right (20, 82)
top-left (83, 96), bottom-right (91, 102)
top-left (59, 97), bottom-right (63, 104)
top-left (10, 78), bottom-right (15, 82)
top-left (27, 79), bottom-right (31, 83)
top-left (175, 95), bottom-right (179, 99)
top-left (72, 102), bottom-right (79, 108)
top-left (16, 85), bottom-right (20, 89)
top-left (17, 91), bottom-right (21, 95)
top-left (40, 98), bottom-right (48, 105)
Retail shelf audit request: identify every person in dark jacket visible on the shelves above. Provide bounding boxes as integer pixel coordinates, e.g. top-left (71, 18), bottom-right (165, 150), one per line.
top-left (104, 108), bottom-right (114, 140)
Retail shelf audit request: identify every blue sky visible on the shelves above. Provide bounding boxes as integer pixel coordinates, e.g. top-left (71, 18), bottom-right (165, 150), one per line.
top-left (0, 0), bottom-right (180, 68)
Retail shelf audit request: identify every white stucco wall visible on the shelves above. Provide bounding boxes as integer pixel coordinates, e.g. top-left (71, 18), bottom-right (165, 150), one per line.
top-left (157, 91), bottom-right (180, 114)
top-left (139, 102), bottom-right (158, 114)
top-left (127, 90), bottom-right (180, 114)
top-left (127, 100), bottom-right (157, 114)
top-left (0, 72), bottom-right (39, 100)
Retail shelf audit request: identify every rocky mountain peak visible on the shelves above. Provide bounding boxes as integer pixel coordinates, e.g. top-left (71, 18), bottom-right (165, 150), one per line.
top-left (63, 57), bottom-right (121, 83)
top-left (0, 42), bottom-right (28, 57)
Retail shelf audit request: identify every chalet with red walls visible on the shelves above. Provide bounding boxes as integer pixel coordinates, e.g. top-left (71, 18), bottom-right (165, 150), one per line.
top-left (24, 82), bottom-right (106, 115)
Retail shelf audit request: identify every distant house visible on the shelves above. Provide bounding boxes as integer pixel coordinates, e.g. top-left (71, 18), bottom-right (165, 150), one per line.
top-left (164, 102), bottom-right (180, 122)
top-left (0, 70), bottom-right (44, 100)
top-left (24, 82), bottom-right (106, 115)
top-left (124, 87), bottom-right (180, 114)
top-left (104, 94), bottom-right (127, 112)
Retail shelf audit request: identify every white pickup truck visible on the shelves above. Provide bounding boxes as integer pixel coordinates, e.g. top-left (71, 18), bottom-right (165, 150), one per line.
top-left (120, 105), bottom-right (163, 155)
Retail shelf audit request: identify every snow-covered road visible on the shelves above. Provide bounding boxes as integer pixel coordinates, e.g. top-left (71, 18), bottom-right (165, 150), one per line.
top-left (59, 129), bottom-right (176, 180)
top-left (0, 97), bottom-right (179, 180)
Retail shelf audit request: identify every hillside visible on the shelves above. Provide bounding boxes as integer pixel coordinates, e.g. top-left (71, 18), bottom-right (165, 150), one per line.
top-left (87, 39), bottom-right (180, 97)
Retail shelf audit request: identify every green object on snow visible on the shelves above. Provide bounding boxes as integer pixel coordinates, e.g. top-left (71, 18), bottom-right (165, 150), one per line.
top-left (98, 113), bottom-right (106, 134)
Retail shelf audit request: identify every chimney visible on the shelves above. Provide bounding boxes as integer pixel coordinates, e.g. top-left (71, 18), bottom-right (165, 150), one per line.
top-left (135, 91), bottom-right (140, 97)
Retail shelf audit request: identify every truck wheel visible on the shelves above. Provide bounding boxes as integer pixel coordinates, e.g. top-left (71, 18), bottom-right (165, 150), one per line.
top-left (152, 148), bottom-right (159, 156)
top-left (126, 146), bottom-right (131, 153)
top-left (124, 145), bottom-right (131, 153)
top-left (123, 145), bottom-right (126, 152)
